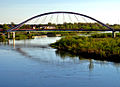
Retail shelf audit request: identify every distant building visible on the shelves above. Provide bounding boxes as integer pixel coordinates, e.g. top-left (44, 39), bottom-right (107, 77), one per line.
top-left (40, 26), bottom-right (56, 29)
top-left (47, 26), bottom-right (56, 29)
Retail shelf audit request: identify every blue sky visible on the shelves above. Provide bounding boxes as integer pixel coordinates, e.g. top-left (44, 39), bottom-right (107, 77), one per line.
top-left (0, 0), bottom-right (120, 24)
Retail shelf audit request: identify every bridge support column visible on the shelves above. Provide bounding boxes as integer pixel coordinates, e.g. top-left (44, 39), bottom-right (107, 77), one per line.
top-left (112, 31), bottom-right (116, 38)
top-left (12, 32), bottom-right (15, 48)
top-left (13, 32), bottom-right (15, 39)
top-left (7, 32), bottom-right (10, 39)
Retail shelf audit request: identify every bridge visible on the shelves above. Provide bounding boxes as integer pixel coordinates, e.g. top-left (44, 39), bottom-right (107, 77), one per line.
top-left (7, 11), bottom-right (116, 38)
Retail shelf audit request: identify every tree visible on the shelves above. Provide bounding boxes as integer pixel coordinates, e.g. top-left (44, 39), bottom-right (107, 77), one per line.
top-left (20, 24), bottom-right (31, 29)
top-left (48, 22), bottom-right (52, 26)
top-left (3, 24), bottom-right (10, 31)
top-left (11, 22), bottom-right (15, 27)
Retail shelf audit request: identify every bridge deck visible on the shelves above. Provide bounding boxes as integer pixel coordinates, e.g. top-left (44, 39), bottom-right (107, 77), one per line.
top-left (10, 29), bottom-right (120, 32)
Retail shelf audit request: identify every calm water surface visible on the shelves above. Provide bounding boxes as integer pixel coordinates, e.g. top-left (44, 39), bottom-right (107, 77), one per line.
top-left (0, 37), bottom-right (120, 87)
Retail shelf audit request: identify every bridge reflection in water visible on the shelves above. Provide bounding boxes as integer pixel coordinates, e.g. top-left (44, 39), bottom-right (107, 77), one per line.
top-left (3, 37), bottom-right (119, 71)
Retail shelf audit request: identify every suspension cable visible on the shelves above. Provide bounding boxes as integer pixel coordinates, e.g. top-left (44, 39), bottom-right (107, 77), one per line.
top-left (56, 14), bottom-right (59, 24)
top-left (74, 14), bottom-right (79, 22)
top-left (63, 13), bottom-right (65, 23)
top-left (82, 17), bottom-right (88, 23)
top-left (49, 15), bottom-right (53, 23)
top-left (41, 15), bottom-right (47, 24)
top-left (74, 14), bottom-right (80, 29)
top-left (68, 14), bottom-right (72, 23)
top-left (34, 18), bottom-right (40, 24)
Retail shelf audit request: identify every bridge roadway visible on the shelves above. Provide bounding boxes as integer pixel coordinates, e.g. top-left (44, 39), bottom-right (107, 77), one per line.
top-left (11, 29), bottom-right (120, 32)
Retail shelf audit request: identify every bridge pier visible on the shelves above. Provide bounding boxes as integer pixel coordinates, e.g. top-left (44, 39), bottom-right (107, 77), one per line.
top-left (112, 31), bottom-right (116, 38)
top-left (7, 32), bottom-right (10, 39)
top-left (12, 32), bottom-right (16, 48)
top-left (13, 32), bottom-right (15, 39)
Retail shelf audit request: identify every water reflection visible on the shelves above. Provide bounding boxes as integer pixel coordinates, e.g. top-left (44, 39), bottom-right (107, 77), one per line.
top-left (0, 37), bottom-right (120, 70)
top-left (55, 49), bottom-right (120, 71)
top-left (56, 50), bottom-right (94, 71)
top-left (15, 48), bottom-right (32, 58)
top-left (1, 37), bottom-right (120, 87)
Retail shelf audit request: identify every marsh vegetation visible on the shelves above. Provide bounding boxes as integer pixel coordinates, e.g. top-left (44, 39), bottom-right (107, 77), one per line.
top-left (50, 33), bottom-right (120, 62)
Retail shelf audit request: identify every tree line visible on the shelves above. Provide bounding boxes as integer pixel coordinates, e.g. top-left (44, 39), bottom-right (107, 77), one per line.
top-left (0, 22), bottom-right (120, 32)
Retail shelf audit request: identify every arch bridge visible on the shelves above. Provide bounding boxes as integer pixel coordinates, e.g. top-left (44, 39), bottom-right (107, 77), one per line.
top-left (7, 11), bottom-right (116, 37)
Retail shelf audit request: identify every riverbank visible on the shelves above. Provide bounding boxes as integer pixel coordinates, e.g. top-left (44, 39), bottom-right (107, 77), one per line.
top-left (0, 31), bottom-right (86, 41)
top-left (50, 36), bottom-right (120, 62)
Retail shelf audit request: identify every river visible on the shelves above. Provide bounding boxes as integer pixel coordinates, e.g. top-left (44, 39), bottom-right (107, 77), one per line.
top-left (0, 37), bottom-right (120, 87)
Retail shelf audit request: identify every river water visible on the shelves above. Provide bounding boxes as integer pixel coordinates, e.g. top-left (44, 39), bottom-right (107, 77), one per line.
top-left (0, 37), bottom-right (120, 87)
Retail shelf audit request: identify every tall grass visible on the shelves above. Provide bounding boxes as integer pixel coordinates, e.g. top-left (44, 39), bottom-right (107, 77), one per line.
top-left (50, 36), bottom-right (120, 61)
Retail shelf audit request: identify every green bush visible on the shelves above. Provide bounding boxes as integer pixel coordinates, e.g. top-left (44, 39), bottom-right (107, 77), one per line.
top-left (0, 35), bottom-right (7, 42)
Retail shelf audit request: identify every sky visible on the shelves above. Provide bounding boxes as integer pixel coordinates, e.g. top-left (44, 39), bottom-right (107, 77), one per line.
top-left (0, 0), bottom-right (120, 24)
